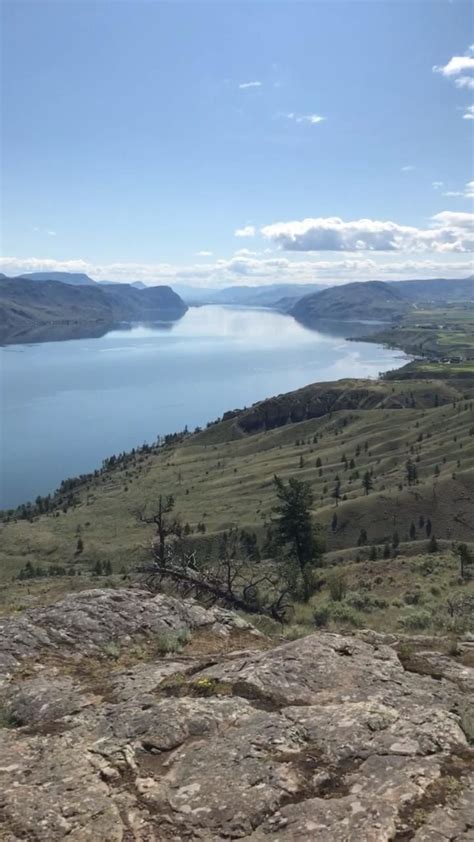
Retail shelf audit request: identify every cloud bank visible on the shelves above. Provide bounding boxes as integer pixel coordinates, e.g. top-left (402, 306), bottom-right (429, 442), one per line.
top-left (1, 254), bottom-right (472, 289)
top-left (260, 212), bottom-right (474, 253)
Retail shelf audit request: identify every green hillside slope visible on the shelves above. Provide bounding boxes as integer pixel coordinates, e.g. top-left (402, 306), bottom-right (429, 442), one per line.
top-left (291, 280), bottom-right (409, 325)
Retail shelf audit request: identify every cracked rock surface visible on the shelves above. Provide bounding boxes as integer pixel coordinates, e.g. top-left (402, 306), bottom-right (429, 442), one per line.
top-left (0, 588), bottom-right (473, 840)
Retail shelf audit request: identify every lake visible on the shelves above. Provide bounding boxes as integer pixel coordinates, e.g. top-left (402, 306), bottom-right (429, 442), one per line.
top-left (0, 305), bottom-right (407, 508)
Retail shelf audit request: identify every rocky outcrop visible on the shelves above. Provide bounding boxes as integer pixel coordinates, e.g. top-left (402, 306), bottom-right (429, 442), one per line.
top-left (0, 588), bottom-right (473, 840)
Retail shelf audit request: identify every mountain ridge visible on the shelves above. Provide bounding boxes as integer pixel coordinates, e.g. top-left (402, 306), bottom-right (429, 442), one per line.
top-left (0, 277), bottom-right (187, 344)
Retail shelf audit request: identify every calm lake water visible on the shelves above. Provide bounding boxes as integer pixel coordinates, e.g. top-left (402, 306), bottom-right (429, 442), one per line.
top-left (0, 306), bottom-right (407, 508)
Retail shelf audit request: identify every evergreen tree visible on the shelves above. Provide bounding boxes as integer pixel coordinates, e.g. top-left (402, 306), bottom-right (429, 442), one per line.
top-left (272, 475), bottom-right (324, 600)
top-left (454, 543), bottom-right (473, 580)
top-left (357, 528), bottom-right (368, 546)
top-left (427, 534), bottom-right (438, 553)
top-left (362, 471), bottom-right (373, 495)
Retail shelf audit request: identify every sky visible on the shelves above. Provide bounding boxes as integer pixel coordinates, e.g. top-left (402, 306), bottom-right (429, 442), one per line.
top-left (1, 0), bottom-right (473, 287)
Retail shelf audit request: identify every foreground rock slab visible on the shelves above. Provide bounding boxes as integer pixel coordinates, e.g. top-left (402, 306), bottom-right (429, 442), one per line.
top-left (0, 588), bottom-right (473, 840)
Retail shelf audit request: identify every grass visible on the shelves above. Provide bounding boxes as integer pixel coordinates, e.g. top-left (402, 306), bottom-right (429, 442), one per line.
top-left (1, 378), bottom-right (472, 578)
top-left (1, 310), bottom-right (473, 636)
top-left (366, 304), bottom-right (474, 380)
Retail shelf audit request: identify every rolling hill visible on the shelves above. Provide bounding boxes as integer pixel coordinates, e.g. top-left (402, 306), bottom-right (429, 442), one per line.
top-left (291, 280), bottom-right (410, 325)
top-left (1, 374), bottom-right (472, 634)
top-left (0, 277), bottom-right (187, 344)
top-left (388, 276), bottom-right (474, 302)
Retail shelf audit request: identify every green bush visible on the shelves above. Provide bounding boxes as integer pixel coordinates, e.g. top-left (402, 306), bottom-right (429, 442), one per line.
top-left (154, 628), bottom-right (190, 655)
top-left (327, 570), bottom-right (347, 602)
top-left (399, 608), bottom-right (432, 631)
top-left (330, 603), bottom-right (364, 628)
top-left (403, 589), bottom-right (424, 606)
top-left (345, 591), bottom-right (388, 612)
top-left (313, 604), bottom-right (331, 627)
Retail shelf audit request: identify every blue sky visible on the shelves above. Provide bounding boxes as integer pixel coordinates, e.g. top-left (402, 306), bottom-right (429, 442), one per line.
top-left (2, 0), bottom-right (473, 286)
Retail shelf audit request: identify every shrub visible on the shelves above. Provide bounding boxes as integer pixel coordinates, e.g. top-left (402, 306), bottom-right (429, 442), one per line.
top-left (330, 603), bottom-right (364, 628)
top-left (313, 604), bottom-right (331, 627)
top-left (282, 623), bottom-right (314, 640)
top-left (154, 628), bottom-right (190, 655)
top-left (346, 591), bottom-right (388, 612)
top-left (399, 608), bottom-right (432, 631)
top-left (403, 589), bottom-right (424, 606)
top-left (327, 570), bottom-right (347, 602)
top-left (102, 642), bottom-right (120, 659)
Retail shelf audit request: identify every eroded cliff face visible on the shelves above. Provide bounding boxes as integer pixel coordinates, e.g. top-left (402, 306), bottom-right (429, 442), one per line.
top-left (0, 589), bottom-right (473, 840)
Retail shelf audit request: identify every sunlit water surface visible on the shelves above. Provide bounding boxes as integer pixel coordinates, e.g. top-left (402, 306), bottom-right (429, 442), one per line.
top-left (0, 306), bottom-right (407, 507)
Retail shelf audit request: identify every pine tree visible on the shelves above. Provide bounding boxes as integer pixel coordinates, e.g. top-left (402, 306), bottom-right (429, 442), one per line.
top-left (272, 475), bottom-right (324, 601)
top-left (427, 534), bottom-right (438, 553)
top-left (362, 471), bottom-right (373, 496)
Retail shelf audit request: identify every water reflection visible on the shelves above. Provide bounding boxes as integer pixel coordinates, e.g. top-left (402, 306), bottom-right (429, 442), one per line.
top-left (0, 306), bottom-right (407, 508)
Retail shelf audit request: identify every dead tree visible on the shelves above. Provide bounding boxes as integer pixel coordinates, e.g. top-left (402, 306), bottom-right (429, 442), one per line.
top-left (133, 496), bottom-right (182, 562)
top-left (135, 545), bottom-right (293, 623)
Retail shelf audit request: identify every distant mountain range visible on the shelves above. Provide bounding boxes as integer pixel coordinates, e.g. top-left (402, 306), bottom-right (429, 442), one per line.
top-left (18, 271), bottom-right (98, 286)
top-left (1, 272), bottom-right (472, 344)
top-left (387, 276), bottom-right (474, 302)
top-left (0, 277), bottom-right (187, 344)
top-left (172, 283), bottom-right (328, 307)
top-left (289, 276), bottom-right (474, 325)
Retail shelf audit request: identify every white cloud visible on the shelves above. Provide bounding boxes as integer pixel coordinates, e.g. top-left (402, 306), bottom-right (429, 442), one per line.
top-left (47, 230), bottom-right (57, 236)
top-left (433, 55), bottom-right (474, 77)
top-left (234, 225), bottom-right (256, 237)
top-left (401, 165), bottom-right (415, 172)
top-left (280, 112), bottom-right (326, 125)
top-left (432, 181), bottom-right (444, 190)
top-left (463, 105), bottom-right (474, 119)
top-left (455, 76), bottom-right (474, 90)
top-left (1, 254), bottom-right (472, 288)
top-left (296, 113), bottom-right (325, 124)
top-left (434, 47), bottom-right (474, 111)
top-left (261, 212), bottom-right (474, 254)
top-left (195, 250), bottom-right (213, 256)
top-left (443, 180), bottom-right (474, 199)
top-left (239, 81), bottom-right (262, 89)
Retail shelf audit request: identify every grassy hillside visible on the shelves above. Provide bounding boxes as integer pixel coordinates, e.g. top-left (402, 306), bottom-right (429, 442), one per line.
top-left (1, 302), bottom-right (473, 633)
top-left (291, 280), bottom-right (409, 324)
top-left (364, 304), bottom-right (474, 380)
top-left (1, 375), bottom-right (473, 629)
